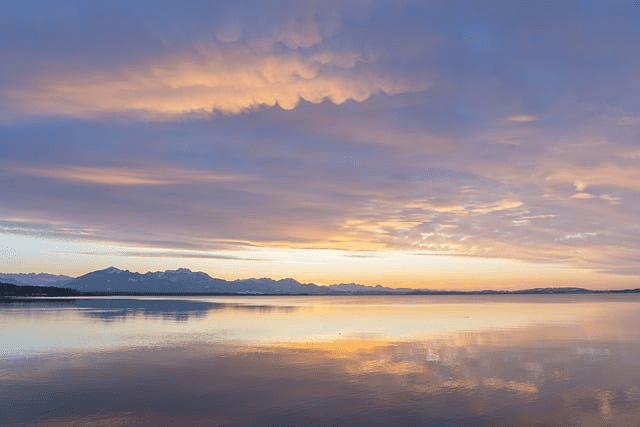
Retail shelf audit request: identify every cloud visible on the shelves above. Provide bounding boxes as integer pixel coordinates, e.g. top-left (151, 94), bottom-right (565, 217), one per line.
top-left (619, 149), bottom-right (640, 160)
top-left (570, 192), bottom-right (595, 200)
top-left (9, 165), bottom-right (248, 186)
top-left (341, 252), bottom-right (380, 258)
top-left (541, 162), bottom-right (640, 192)
top-left (404, 199), bottom-right (523, 215)
top-left (596, 268), bottom-right (640, 276)
top-left (2, 44), bottom-right (426, 118)
top-left (405, 202), bottom-right (466, 214)
top-left (471, 199), bottom-right (523, 214)
top-left (82, 251), bottom-right (269, 261)
top-left (563, 232), bottom-right (597, 239)
top-left (276, 19), bottom-right (323, 48)
top-left (507, 114), bottom-right (537, 123)
top-left (599, 194), bottom-right (621, 205)
top-left (2, 96), bottom-right (640, 280)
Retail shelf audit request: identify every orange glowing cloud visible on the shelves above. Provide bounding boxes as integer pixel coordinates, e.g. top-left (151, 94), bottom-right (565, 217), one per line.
top-left (5, 45), bottom-right (427, 118)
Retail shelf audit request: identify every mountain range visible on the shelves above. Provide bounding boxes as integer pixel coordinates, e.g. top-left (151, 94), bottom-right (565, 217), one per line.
top-left (2, 267), bottom-right (639, 295)
top-left (0, 267), bottom-right (410, 294)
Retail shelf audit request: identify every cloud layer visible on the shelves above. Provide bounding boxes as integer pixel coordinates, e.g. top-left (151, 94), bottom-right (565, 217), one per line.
top-left (1, 1), bottom-right (639, 286)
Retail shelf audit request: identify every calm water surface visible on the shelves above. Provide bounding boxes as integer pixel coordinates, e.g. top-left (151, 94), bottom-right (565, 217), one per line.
top-left (2, 295), bottom-right (640, 426)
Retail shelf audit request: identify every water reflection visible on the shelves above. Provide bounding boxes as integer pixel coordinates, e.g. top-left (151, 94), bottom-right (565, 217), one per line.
top-left (0, 297), bottom-right (297, 322)
top-left (3, 336), bottom-right (640, 426)
top-left (2, 295), bottom-right (640, 426)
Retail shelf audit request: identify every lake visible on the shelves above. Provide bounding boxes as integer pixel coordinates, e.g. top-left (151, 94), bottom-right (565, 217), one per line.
top-left (2, 295), bottom-right (640, 426)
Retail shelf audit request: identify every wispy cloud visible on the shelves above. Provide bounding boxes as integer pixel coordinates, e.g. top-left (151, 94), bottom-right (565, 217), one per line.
top-left (82, 251), bottom-right (269, 261)
top-left (507, 114), bottom-right (537, 123)
top-left (9, 165), bottom-right (248, 186)
top-left (471, 199), bottom-right (523, 214)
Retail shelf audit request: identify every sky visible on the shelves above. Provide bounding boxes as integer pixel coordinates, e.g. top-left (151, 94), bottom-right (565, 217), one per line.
top-left (1, 0), bottom-right (639, 290)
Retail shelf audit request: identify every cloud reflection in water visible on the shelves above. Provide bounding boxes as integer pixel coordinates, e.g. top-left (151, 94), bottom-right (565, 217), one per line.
top-left (2, 295), bottom-right (640, 426)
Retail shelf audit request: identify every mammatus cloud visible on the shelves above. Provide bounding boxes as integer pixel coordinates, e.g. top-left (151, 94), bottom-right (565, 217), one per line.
top-left (3, 45), bottom-right (427, 118)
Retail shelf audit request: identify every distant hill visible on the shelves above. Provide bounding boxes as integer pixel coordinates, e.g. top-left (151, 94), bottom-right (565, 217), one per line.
top-left (0, 282), bottom-right (81, 297)
top-left (408, 287), bottom-right (594, 295)
top-left (0, 273), bottom-right (72, 287)
top-left (408, 287), bottom-right (640, 295)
